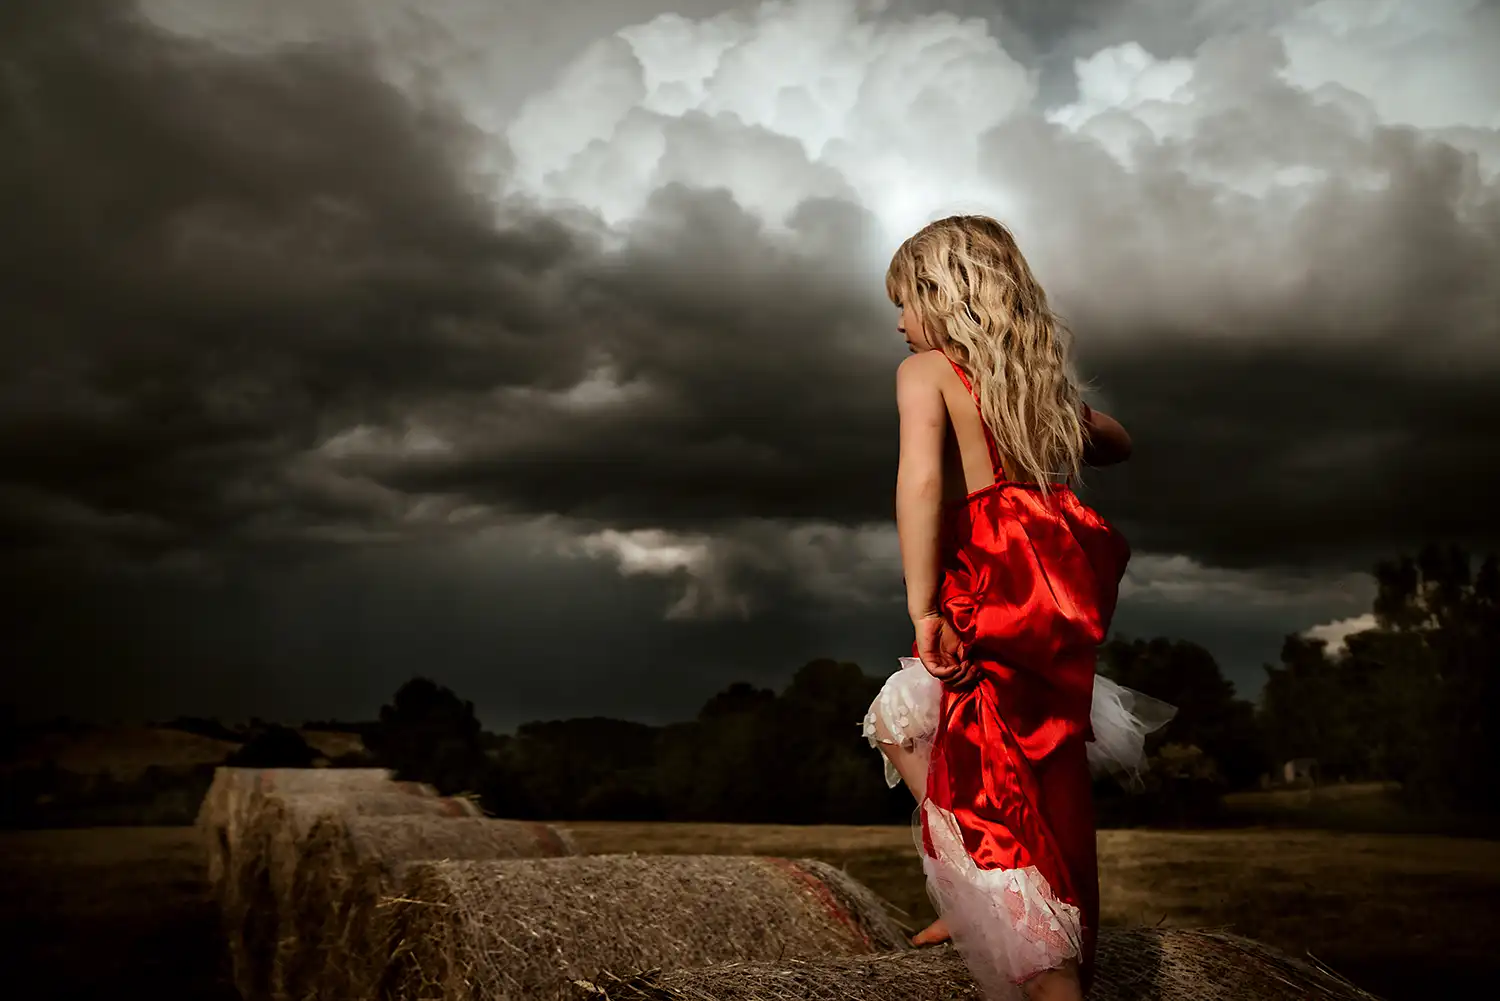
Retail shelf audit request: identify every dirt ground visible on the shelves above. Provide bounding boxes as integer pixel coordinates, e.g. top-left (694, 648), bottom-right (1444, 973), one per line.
top-left (0, 827), bottom-right (238, 1001)
top-left (2, 823), bottom-right (1497, 1000)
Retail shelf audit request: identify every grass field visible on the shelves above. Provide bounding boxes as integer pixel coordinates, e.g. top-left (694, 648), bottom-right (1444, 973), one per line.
top-left (2, 823), bottom-right (1496, 1000)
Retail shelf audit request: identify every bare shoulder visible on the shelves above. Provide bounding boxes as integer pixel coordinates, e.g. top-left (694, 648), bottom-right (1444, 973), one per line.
top-left (895, 352), bottom-right (948, 419)
top-left (896, 350), bottom-right (951, 387)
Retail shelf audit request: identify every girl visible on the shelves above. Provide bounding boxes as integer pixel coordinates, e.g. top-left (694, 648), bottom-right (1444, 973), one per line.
top-left (861, 215), bottom-right (1175, 1001)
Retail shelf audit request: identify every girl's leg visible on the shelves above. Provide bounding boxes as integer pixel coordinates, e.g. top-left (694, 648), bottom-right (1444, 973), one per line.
top-left (1023, 961), bottom-right (1084, 1001)
top-left (865, 673), bottom-right (951, 946)
top-left (876, 738), bottom-right (927, 801)
top-left (872, 737), bottom-right (952, 945)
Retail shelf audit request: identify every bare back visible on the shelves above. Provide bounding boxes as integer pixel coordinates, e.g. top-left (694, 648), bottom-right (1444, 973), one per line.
top-left (929, 352), bottom-right (1003, 501)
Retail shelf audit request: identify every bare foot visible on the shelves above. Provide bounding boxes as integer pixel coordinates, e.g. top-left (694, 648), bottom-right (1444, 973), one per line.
top-left (911, 917), bottom-right (951, 946)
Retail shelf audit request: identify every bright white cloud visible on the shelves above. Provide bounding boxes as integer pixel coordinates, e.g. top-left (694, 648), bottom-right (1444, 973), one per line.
top-left (506, 0), bottom-right (1035, 239)
top-left (573, 527), bottom-right (748, 620)
top-left (1274, 0), bottom-right (1500, 132)
top-left (489, 0), bottom-right (1499, 365)
top-left (504, 0), bottom-right (1496, 234)
top-left (569, 521), bottom-right (901, 621)
top-left (1303, 611), bottom-right (1379, 654)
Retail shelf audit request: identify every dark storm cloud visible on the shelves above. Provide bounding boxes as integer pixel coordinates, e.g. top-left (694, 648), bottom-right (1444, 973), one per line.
top-left (1, 0), bottom-right (587, 566)
top-left (1, 0), bottom-right (901, 572)
top-left (4, 0), bottom-right (1500, 634)
top-left (1087, 345), bottom-right (1498, 570)
top-left (4, 0), bottom-right (1500, 592)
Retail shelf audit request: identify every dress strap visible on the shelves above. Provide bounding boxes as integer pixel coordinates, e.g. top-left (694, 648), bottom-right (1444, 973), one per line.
top-left (944, 355), bottom-right (1005, 480)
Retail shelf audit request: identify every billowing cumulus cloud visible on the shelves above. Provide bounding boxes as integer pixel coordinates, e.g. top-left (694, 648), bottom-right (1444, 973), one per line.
top-left (1303, 611), bottom-right (1380, 656)
top-left (2, 0), bottom-right (1496, 723)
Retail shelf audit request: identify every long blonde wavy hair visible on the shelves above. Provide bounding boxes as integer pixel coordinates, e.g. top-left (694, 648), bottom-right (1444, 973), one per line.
top-left (885, 215), bottom-right (1086, 491)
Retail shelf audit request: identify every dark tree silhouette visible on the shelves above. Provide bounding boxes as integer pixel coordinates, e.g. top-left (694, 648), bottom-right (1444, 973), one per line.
top-left (367, 677), bottom-right (488, 796)
top-left (1259, 545), bottom-right (1498, 817)
top-left (225, 726), bottom-right (317, 768)
top-left (1100, 637), bottom-right (1265, 790)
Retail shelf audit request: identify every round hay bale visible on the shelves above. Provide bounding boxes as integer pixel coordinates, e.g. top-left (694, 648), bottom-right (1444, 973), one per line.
top-left (250, 766), bottom-right (399, 797)
top-left (371, 855), bottom-right (910, 1001)
top-left (286, 816), bottom-right (575, 1001)
top-left (197, 767), bottom-right (259, 902)
top-left (568, 928), bottom-right (1382, 1001)
top-left (227, 789), bottom-right (478, 1001)
top-left (197, 767), bottom-right (397, 905)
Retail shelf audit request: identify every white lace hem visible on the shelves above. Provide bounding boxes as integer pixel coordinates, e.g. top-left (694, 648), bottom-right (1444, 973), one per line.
top-left (920, 800), bottom-right (1083, 998)
top-left (1086, 674), bottom-right (1177, 785)
top-left (861, 657), bottom-right (940, 788)
top-left (860, 658), bottom-right (1177, 788)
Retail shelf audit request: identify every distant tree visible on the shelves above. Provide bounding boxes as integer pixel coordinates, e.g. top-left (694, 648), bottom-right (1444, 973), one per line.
top-left (513, 661), bottom-right (897, 826)
top-left (225, 726), bottom-right (317, 768)
top-left (484, 717), bottom-right (660, 820)
top-left (1258, 545), bottom-right (1499, 816)
top-left (658, 692), bottom-right (771, 822)
top-left (1371, 545), bottom-right (1498, 813)
top-left (1100, 637), bottom-right (1266, 790)
top-left (743, 659), bottom-right (889, 824)
top-left (697, 682), bottom-right (776, 721)
top-left (367, 678), bottom-right (488, 796)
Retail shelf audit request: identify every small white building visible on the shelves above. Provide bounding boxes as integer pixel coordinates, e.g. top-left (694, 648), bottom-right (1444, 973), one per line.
top-left (1282, 757), bottom-right (1317, 785)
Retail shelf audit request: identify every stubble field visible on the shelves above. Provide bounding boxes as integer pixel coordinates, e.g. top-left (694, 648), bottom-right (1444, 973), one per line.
top-left (2, 823), bottom-right (1496, 1000)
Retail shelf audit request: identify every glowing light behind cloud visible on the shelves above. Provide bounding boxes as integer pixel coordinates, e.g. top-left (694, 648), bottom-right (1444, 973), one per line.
top-left (505, 0), bottom-right (1035, 241)
top-left (494, 0), bottom-right (1498, 274)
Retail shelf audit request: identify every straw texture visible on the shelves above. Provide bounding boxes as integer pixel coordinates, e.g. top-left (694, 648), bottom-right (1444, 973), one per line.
top-left (570, 928), bottom-right (1383, 1001)
top-left (225, 787), bottom-right (475, 1001)
top-left (196, 767), bottom-right (396, 903)
top-left (289, 815), bottom-right (575, 1001)
top-left (371, 855), bottom-right (910, 1001)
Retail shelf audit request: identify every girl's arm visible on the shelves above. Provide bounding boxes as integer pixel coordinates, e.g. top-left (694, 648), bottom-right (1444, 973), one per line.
top-left (896, 355), bottom-right (947, 623)
top-left (1082, 403), bottom-right (1132, 466)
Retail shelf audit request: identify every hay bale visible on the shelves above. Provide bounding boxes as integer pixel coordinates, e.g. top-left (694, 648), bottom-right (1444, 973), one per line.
top-left (197, 767), bottom-right (260, 901)
top-left (196, 766), bottom-right (397, 903)
top-left (570, 928), bottom-right (1382, 1001)
top-left (370, 855), bottom-right (909, 1001)
top-left (287, 816), bottom-right (575, 1001)
top-left (250, 766), bottom-right (402, 797)
top-left (227, 789), bottom-right (478, 1001)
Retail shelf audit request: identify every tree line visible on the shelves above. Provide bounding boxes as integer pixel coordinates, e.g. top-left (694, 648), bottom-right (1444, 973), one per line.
top-left (358, 546), bottom-right (1497, 828)
top-left (8, 544), bottom-right (1486, 830)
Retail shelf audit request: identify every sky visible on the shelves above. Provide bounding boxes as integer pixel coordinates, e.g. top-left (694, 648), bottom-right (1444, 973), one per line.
top-left (2, 0), bottom-right (1497, 730)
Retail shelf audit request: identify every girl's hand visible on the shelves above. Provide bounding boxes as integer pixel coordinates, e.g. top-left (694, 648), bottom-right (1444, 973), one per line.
top-left (913, 613), bottom-right (979, 690)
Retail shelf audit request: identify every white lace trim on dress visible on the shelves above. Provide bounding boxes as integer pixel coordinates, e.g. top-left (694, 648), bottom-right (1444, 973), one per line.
top-left (861, 658), bottom-right (1177, 788)
top-left (920, 800), bottom-right (1083, 998)
top-left (861, 657), bottom-right (941, 788)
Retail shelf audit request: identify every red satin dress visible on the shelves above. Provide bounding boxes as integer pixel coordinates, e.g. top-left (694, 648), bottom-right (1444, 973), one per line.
top-left (917, 358), bottom-right (1130, 997)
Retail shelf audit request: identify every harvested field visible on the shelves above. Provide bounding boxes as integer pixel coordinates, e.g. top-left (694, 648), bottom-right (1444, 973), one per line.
top-left (572, 928), bottom-right (1380, 1001)
top-left (0, 827), bottom-right (238, 1001)
top-left (2, 824), bottom-right (1496, 1001)
top-left (6, 725), bottom-right (241, 780)
top-left (375, 855), bottom-right (909, 1001)
top-left (289, 815), bottom-right (574, 1001)
top-left (225, 788), bottom-right (477, 1001)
